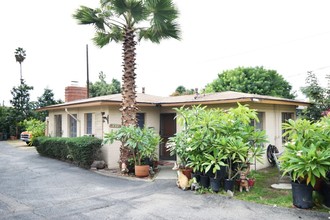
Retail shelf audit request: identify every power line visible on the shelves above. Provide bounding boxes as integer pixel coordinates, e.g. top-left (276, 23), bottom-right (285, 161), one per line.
top-left (286, 65), bottom-right (330, 79)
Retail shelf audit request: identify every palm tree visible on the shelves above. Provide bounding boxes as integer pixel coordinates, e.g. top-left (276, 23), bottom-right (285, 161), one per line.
top-left (73, 0), bottom-right (180, 166)
top-left (14, 47), bottom-right (26, 84)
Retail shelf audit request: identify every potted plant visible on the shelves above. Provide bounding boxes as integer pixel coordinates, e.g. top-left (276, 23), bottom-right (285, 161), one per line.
top-left (168, 105), bottom-right (216, 180)
top-left (149, 152), bottom-right (159, 171)
top-left (222, 127), bottom-right (266, 191)
top-left (247, 170), bottom-right (256, 187)
top-left (171, 104), bottom-right (267, 191)
top-left (280, 118), bottom-right (330, 209)
top-left (203, 151), bottom-right (227, 192)
top-left (103, 125), bottom-right (161, 177)
top-left (167, 131), bottom-right (192, 178)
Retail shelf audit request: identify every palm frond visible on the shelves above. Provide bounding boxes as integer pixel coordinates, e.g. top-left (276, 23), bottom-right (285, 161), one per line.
top-left (93, 32), bottom-right (111, 47)
top-left (139, 0), bottom-right (180, 42)
top-left (128, 0), bottom-right (148, 24)
top-left (108, 0), bottom-right (147, 26)
top-left (111, 0), bottom-right (129, 15)
top-left (93, 28), bottom-right (123, 47)
top-left (139, 21), bottom-right (180, 43)
top-left (73, 6), bottom-right (105, 30)
top-left (146, 0), bottom-right (179, 22)
top-left (100, 0), bottom-right (112, 7)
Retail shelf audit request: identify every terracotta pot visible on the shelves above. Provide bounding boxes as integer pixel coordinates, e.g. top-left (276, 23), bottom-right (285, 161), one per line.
top-left (134, 165), bottom-right (150, 177)
top-left (248, 178), bottom-right (255, 187)
top-left (182, 167), bottom-right (193, 179)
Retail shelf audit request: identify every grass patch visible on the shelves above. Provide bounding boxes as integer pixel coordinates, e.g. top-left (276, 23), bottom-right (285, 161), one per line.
top-left (234, 167), bottom-right (293, 208)
top-left (221, 166), bottom-right (329, 212)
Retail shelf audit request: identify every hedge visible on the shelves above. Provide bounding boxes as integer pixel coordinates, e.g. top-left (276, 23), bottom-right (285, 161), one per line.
top-left (34, 136), bottom-right (102, 168)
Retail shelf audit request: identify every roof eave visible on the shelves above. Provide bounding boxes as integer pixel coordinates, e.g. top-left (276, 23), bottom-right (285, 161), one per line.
top-left (37, 100), bottom-right (157, 111)
top-left (160, 98), bottom-right (310, 107)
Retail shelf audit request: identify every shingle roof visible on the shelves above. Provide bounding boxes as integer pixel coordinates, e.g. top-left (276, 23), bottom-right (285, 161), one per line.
top-left (38, 91), bottom-right (309, 111)
top-left (159, 91), bottom-right (309, 106)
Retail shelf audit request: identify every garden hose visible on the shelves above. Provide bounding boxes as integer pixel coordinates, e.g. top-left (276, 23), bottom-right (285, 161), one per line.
top-left (266, 144), bottom-right (279, 166)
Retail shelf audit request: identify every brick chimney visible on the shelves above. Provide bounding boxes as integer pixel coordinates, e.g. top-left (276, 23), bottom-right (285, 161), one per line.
top-left (65, 86), bottom-right (88, 102)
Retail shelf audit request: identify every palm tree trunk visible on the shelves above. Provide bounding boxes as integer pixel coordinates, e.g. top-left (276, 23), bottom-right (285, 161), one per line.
top-left (119, 27), bottom-right (138, 167)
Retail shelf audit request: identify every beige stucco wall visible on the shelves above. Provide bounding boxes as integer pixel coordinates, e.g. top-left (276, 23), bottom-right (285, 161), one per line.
top-left (100, 106), bottom-right (161, 168)
top-left (46, 102), bottom-right (297, 170)
top-left (47, 106), bottom-right (118, 167)
top-left (48, 107), bottom-right (105, 138)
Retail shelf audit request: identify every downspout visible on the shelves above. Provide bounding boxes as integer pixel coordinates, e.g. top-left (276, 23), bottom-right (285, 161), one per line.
top-left (65, 108), bottom-right (81, 137)
top-left (274, 105), bottom-right (278, 147)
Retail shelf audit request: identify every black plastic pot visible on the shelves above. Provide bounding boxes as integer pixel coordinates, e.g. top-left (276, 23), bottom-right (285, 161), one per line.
top-left (321, 181), bottom-right (330, 208)
top-left (215, 166), bottom-right (227, 180)
top-left (206, 168), bottom-right (215, 178)
top-left (210, 177), bottom-right (221, 192)
top-left (200, 174), bottom-right (210, 188)
top-left (224, 179), bottom-right (235, 192)
top-left (191, 173), bottom-right (201, 183)
top-left (291, 182), bottom-right (313, 209)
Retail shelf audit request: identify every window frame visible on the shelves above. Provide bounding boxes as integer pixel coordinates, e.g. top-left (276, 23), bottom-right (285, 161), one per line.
top-left (137, 113), bottom-right (145, 128)
top-left (69, 114), bottom-right (77, 137)
top-left (54, 114), bottom-right (62, 137)
top-left (250, 112), bottom-right (265, 131)
top-left (282, 112), bottom-right (295, 143)
top-left (85, 113), bottom-right (93, 135)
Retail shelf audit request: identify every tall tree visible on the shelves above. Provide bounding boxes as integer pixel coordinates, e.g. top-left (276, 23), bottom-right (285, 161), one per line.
top-left (0, 106), bottom-right (13, 138)
top-left (205, 66), bottom-right (295, 99)
top-left (73, 0), bottom-right (180, 166)
top-left (300, 71), bottom-right (330, 121)
top-left (89, 71), bottom-right (121, 97)
top-left (171, 85), bottom-right (194, 96)
top-left (14, 47), bottom-right (26, 84)
top-left (9, 80), bottom-right (34, 137)
top-left (36, 88), bottom-right (63, 121)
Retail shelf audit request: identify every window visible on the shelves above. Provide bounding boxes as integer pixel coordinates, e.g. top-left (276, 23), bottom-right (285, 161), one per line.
top-left (69, 114), bottom-right (77, 137)
top-left (54, 115), bottom-right (62, 137)
top-left (282, 112), bottom-right (294, 142)
top-left (137, 113), bottom-right (145, 128)
top-left (86, 113), bottom-right (92, 134)
top-left (250, 112), bottom-right (264, 131)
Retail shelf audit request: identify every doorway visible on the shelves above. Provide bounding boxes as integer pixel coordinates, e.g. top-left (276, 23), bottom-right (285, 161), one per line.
top-left (159, 113), bottom-right (176, 160)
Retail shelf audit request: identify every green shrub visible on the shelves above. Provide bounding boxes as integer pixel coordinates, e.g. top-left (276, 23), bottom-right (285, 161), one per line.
top-left (20, 119), bottom-right (46, 145)
top-left (35, 136), bottom-right (102, 168)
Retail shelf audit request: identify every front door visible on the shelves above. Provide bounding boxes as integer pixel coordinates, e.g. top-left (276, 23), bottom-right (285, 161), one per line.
top-left (159, 113), bottom-right (176, 160)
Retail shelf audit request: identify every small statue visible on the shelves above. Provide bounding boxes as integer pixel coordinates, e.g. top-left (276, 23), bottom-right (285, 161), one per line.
top-left (238, 163), bottom-right (251, 192)
top-left (239, 172), bottom-right (250, 192)
top-left (190, 177), bottom-right (200, 191)
top-left (121, 162), bottom-right (129, 174)
top-left (176, 169), bottom-right (191, 190)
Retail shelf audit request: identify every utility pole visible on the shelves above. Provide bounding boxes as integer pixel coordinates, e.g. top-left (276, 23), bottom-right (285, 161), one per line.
top-left (86, 44), bottom-right (90, 98)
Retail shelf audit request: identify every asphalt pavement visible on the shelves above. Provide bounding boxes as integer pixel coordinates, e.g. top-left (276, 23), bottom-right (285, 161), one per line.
top-left (0, 140), bottom-right (329, 220)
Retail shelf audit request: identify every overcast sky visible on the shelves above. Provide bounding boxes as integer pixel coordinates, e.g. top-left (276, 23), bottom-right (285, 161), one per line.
top-left (1, 0), bottom-right (330, 106)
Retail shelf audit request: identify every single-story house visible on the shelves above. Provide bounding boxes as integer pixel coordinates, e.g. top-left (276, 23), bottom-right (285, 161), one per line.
top-left (39, 88), bottom-right (309, 170)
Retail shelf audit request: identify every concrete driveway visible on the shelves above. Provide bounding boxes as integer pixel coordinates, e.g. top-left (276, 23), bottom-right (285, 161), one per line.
top-left (0, 141), bottom-right (328, 220)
